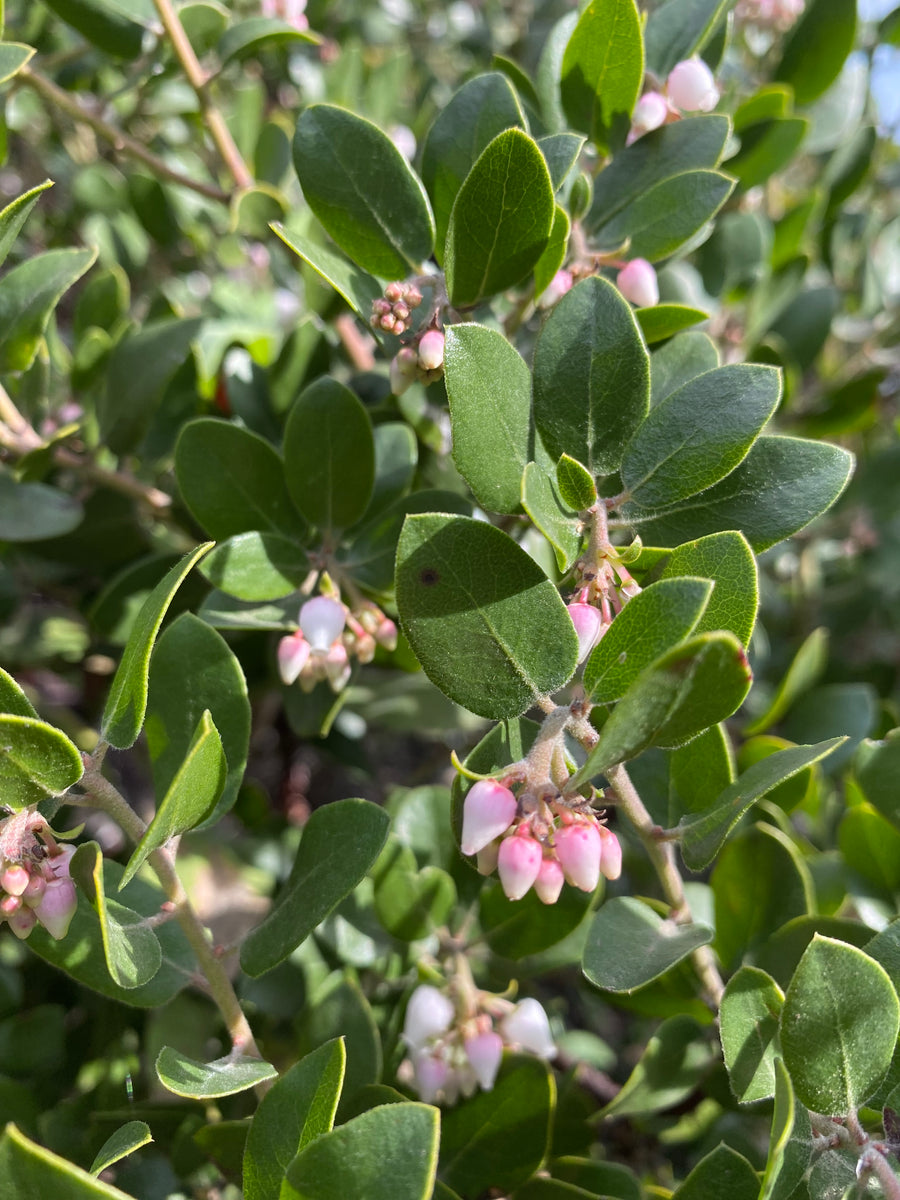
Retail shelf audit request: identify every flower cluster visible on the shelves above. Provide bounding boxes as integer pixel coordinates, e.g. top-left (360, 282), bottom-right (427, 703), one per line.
top-left (628, 57), bottom-right (721, 144)
top-left (260, 0), bottom-right (308, 30)
top-left (400, 983), bottom-right (556, 1105)
top-left (370, 281), bottom-right (424, 335)
top-left (735, 0), bottom-right (804, 31)
top-left (0, 810), bottom-right (77, 942)
top-left (278, 593), bottom-right (397, 693)
top-left (461, 779), bottom-right (621, 904)
top-left (390, 329), bottom-right (445, 395)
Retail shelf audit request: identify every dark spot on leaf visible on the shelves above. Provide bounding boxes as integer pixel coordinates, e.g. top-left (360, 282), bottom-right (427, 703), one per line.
top-left (419, 567), bottom-right (440, 586)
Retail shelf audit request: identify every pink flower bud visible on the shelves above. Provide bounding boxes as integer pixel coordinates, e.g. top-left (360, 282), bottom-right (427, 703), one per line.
top-left (413, 1053), bottom-right (449, 1104)
top-left (393, 302), bottom-right (410, 322)
top-left (0, 864), bottom-right (29, 896)
top-left (567, 603), bottom-right (603, 663)
top-left (417, 330), bottom-right (445, 372)
top-left (403, 984), bottom-right (455, 1050)
top-left (355, 632), bottom-right (376, 664)
top-left (380, 314), bottom-right (397, 332)
top-left (534, 857), bottom-right (565, 905)
top-left (375, 617), bottom-right (398, 651)
top-left (497, 833), bottom-right (543, 901)
top-left (476, 841), bottom-right (500, 876)
top-left (598, 824), bottom-right (622, 881)
top-left (7, 907), bottom-right (36, 940)
top-left (465, 1032), bottom-right (503, 1091)
top-left (667, 58), bottom-right (720, 113)
top-left (537, 269), bottom-right (574, 309)
top-left (554, 822), bottom-right (603, 893)
top-left (629, 91), bottom-right (669, 139)
top-left (500, 998), bottom-right (556, 1059)
top-left (0, 893), bottom-right (21, 915)
top-left (390, 349), bottom-right (418, 395)
top-left (385, 282), bottom-right (404, 302)
top-left (617, 259), bottom-right (659, 308)
top-left (34, 877), bottom-right (77, 940)
top-left (22, 873), bottom-right (46, 907)
top-left (278, 632), bottom-right (311, 685)
top-left (323, 642), bottom-right (351, 692)
top-left (299, 596), bottom-right (345, 652)
top-left (461, 780), bottom-right (518, 856)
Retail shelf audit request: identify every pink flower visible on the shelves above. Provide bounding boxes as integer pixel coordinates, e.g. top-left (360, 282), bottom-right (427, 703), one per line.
top-left (500, 998), bottom-right (556, 1059)
top-left (667, 59), bottom-right (720, 113)
top-left (413, 1053), bottom-right (449, 1104)
top-left (278, 632), bottom-right (311, 685)
top-left (476, 841), bottom-right (500, 876)
top-left (554, 822), bottom-right (603, 893)
top-left (598, 824), bottom-right (622, 881)
top-left (298, 596), bottom-right (345, 652)
top-left (403, 984), bottom-right (454, 1050)
top-left (497, 833), bottom-right (543, 901)
top-left (628, 91), bottom-right (669, 142)
top-left (465, 1032), bottom-right (503, 1091)
top-left (567, 602), bottom-right (604, 662)
top-left (617, 259), bottom-right (659, 308)
top-left (534, 857), bottom-right (565, 905)
top-left (538, 269), bottom-right (574, 309)
top-left (461, 780), bottom-right (518, 856)
top-left (7, 908), bottom-right (36, 940)
top-left (0, 864), bottom-right (29, 896)
top-left (33, 877), bottom-right (77, 940)
top-left (417, 330), bottom-right (445, 373)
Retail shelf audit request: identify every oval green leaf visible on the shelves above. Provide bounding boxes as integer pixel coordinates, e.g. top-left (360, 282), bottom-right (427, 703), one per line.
top-left (583, 896), bottom-right (713, 993)
top-left (560, 0), bottom-right (643, 151)
top-left (0, 715), bottom-right (83, 810)
top-left (200, 531), bottom-right (309, 601)
top-left (0, 1123), bottom-right (139, 1198)
top-left (0, 247), bottom-right (96, 373)
top-left (720, 966), bottom-right (784, 1104)
top-left (89, 1122), bottom-right (153, 1176)
top-left (156, 1047), bottom-right (277, 1099)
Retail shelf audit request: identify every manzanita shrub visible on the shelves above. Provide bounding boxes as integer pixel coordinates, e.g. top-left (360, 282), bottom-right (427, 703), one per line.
top-left (0, 0), bottom-right (898, 1196)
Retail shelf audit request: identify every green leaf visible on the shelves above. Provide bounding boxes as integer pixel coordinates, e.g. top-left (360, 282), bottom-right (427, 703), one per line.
top-left (297, 974), bottom-right (382, 1110)
top-left (780, 935), bottom-right (900, 1114)
top-left (600, 1015), bottom-right (716, 1118)
top-left (240, 799), bottom-right (390, 977)
top-left (373, 839), bottom-right (456, 941)
top-left (444, 324), bottom-right (533, 515)
top-left (760, 1058), bottom-right (814, 1200)
top-left (70, 842), bottom-right (162, 990)
top-left (838, 804), bottom-right (900, 893)
top-left (583, 896), bottom-right (713, 993)
top-left (292, 104), bottom-right (434, 278)
top-left (156, 1047), bottom-right (277, 1099)
top-left (200, 531), bottom-right (309, 601)
top-left (621, 365), bottom-right (781, 510)
top-left (176, 419), bottom-right (304, 541)
top-left (145, 613), bottom-right (250, 826)
top-left (551, 1160), bottom-right (642, 1200)
top-left (636, 305), bottom-right (708, 344)
top-left (650, 331), bottom-right (719, 407)
top-left (480, 879), bottom-right (594, 959)
top-left (669, 723), bottom-right (734, 821)
top-left (40, 0), bottom-right (146, 58)
top-left (217, 16), bottom-right (317, 64)
top-left (538, 133), bottom-right (586, 191)
top-left (570, 631), bottom-right (751, 787)
top-left (560, 0), bottom-right (644, 151)
top-left (420, 72), bottom-right (526, 262)
top-left (776, 0), bottom-right (857, 105)
top-left (533, 205), bottom-right (570, 301)
top-left (272, 222), bottom-right (383, 320)
top-left (282, 1102), bottom-right (439, 1200)
top-left (583, 577), bottom-right (713, 704)
top-left (283, 377), bottom-right (375, 532)
top-left (0, 247), bottom-right (95, 373)
top-left (0, 667), bottom-right (37, 718)
top-left (0, 1123), bottom-right (139, 1199)
top-left (395, 514), bottom-right (579, 720)
top-left (89, 1122), bottom-right (153, 1175)
top-left (745, 627), bottom-right (828, 735)
top-left (533, 276), bottom-right (650, 476)
top-left (672, 1144), bottom-right (760, 1200)
top-left (367, 422), bottom-right (418, 519)
top-left (644, 0), bottom-right (733, 77)
top-left (0, 179), bottom-right (53, 271)
top-left (0, 715), bottom-right (83, 810)
top-left (679, 738), bottom-right (846, 870)
top-left (0, 41), bottom-right (33, 84)
top-left (727, 118), bottom-right (809, 191)
top-left (624, 435), bottom-right (854, 552)
top-left (594, 170), bottom-right (734, 262)
top-left (243, 1040), bottom-right (346, 1200)
top-left (556, 456), bottom-right (596, 512)
top-left (444, 128), bottom-right (555, 307)
top-left (520, 463), bottom-right (584, 573)
top-left (27, 859), bottom-right (195, 1007)
top-left (0, 471), bottom-right (84, 542)
top-left (440, 1055), bottom-right (554, 1196)
top-left (660, 530), bottom-right (759, 648)
top-left (720, 966), bottom-right (784, 1103)
top-left (120, 711), bottom-right (226, 888)
top-left (101, 543), bottom-right (214, 749)
top-left (586, 116), bottom-right (730, 234)
top-left (857, 732), bottom-right (900, 827)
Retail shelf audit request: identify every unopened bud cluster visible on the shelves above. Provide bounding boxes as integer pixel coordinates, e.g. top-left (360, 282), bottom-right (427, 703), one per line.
top-left (0, 810), bottom-right (77, 942)
top-left (278, 592), bottom-right (398, 693)
top-left (370, 281), bottom-right (424, 335)
top-left (461, 778), bottom-right (621, 904)
top-left (390, 329), bottom-right (445, 395)
top-left (400, 982), bottom-right (556, 1105)
top-left (628, 58), bottom-right (721, 145)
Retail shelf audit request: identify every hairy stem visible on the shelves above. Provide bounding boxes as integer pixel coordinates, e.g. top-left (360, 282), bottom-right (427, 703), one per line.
top-left (861, 1146), bottom-right (900, 1199)
top-left (17, 66), bottom-right (229, 202)
top-left (77, 761), bottom-right (263, 1059)
top-left (607, 762), bottom-right (725, 1010)
top-left (151, 0), bottom-right (253, 190)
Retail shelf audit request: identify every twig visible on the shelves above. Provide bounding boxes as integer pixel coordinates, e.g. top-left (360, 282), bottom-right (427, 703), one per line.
top-left (17, 66), bottom-right (229, 203)
top-left (151, 0), bottom-right (253, 190)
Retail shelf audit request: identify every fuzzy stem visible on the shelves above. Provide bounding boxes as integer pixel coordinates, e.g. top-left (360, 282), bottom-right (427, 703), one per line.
top-left (861, 1147), bottom-right (900, 1199)
top-left (77, 764), bottom-right (263, 1061)
top-left (17, 66), bottom-right (229, 202)
top-left (151, 0), bottom-right (253, 190)
top-left (606, 762), bottom-right (725, 1010)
